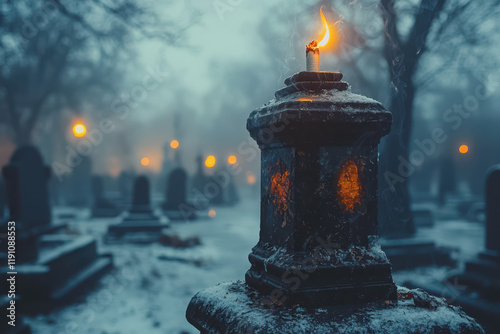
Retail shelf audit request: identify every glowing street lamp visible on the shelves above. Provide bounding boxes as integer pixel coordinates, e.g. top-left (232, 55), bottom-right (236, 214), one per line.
top-left (170, 140), bottom-right (179, 149)
top-left (72, 123), bottom-right (86, 137)
top-left (141, 157), bottom-right (150, 166)
top-left (227, 155), bottom-right (237, 165)
top-left (205, 155), bottom-right (216, 168)
top-left (459, 144), bottom-right (469, 154)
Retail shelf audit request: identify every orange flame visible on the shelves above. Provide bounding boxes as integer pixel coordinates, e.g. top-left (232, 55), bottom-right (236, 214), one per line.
top-left (307, 7), bottom-right (331, 50)
top-left (318, 7), bottom-right (330, 47)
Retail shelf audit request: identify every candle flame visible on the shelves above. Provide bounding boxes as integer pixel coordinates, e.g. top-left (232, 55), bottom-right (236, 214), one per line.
top-left (317, 7), bottom-right (330, 47)
top-left (307, 7), bottom-right (331, 51)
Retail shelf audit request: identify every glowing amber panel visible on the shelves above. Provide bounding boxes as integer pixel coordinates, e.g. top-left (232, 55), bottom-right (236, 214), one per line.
top-left (270, 169), bottom-right (290, 215)
top-left (337, 159), bottom-right (362, 212)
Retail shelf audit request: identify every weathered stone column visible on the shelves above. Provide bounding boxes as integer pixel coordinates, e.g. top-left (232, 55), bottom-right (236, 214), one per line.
top-left (185, 72), bottom-right (484, 333)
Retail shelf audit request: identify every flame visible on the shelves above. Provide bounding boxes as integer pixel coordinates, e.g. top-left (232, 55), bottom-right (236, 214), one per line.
top-left (307, 7), bottom-right (331, 50)
top-left (317, 7), bottom-right (330, 47)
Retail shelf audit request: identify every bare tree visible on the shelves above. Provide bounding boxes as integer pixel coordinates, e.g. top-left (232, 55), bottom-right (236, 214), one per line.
top-left (0, 0), bottom-right (200, 145)
top-left (377, 0), bottom-right (500, 235)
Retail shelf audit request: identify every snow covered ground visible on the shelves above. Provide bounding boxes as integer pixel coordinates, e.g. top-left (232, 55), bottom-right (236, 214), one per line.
top-left (25, 191), bottom-right (260, 334)
top-left (23, 193), bottom-right (486, 334)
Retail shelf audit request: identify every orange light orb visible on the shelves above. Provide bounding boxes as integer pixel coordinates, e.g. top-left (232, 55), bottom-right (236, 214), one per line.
top-left (73, 123), bottom-right (86, 137)
top-left (141, 157), bottom-right (150, 166)
top-left (459, 145), bottom-right (469, 154)
top-left (228, 155), bottom-right (237, 165)
top-left (205, 155), bottom-right (216, 168)
top-left (208, 209), bottom-right (216, 218)
top-left (170, 140), bottom-right (179, 149)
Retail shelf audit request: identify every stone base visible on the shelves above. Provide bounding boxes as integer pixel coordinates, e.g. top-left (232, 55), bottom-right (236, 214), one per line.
top-left (186, 281), bottom-right (483, 333)
top-left (380, 238), bottom-right (456, 270)
top-left (0, 235), bottom-right (112, 310)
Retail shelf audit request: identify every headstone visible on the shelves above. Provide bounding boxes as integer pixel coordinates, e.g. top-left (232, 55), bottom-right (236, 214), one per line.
top-left (485, 168), bottom-right (500, 254)
top-left (162, 168), bottom-right (196, 220)
top-left (0, 146), bottom-right (112, 306)
top-left (2, 146), bottom-right (51, 231)
top-left (91, 175), bottom-right (121, 218)
top-left (185, 71), bottom-right (482, 333)
top-left (106, 175), bottom-right (169, 241)
top-left (163, 168), bottom-right (187, 210)
top-left (130, 175), bottom-right (151, 213)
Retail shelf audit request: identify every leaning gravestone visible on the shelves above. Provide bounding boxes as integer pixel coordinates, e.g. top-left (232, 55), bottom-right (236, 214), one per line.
top-left (162, 168), bottom-right (196, 220)
top-left (107, 175), bottom-right (169, 241)
top-left (0, 145), bottom-right (112, 307)
top-left (91, 175), bottom-right (121, 218)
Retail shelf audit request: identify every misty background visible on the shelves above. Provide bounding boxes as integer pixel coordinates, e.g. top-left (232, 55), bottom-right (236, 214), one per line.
top-left (1, 0), bottom-right (499, 201)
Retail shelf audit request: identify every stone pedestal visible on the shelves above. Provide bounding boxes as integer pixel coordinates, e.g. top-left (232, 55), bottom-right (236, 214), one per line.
top-left (187, 282), bottom-right (483, 334)
top-left (186, 72), bottom-right (483, 332)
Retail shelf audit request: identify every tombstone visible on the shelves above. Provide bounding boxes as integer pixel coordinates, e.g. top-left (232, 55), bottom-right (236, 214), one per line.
top-left (106, 175), bottom-right (169, 241)
top-left (130, 176), bottom-right (152, 213)
top-left (185, 71), bottom-right (482, 332)
top-left (91, 175), bottom-right (121, 218)
top-left (409, 166), bottom-right (500, 330)
top-left (162, 168), bottom-right (196, 220)
top-left (0, 145), bottom-right (112, 307)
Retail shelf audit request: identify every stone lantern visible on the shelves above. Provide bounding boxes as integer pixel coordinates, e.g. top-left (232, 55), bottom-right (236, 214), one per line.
top-left (185, 72), bottom-right (483, 333)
